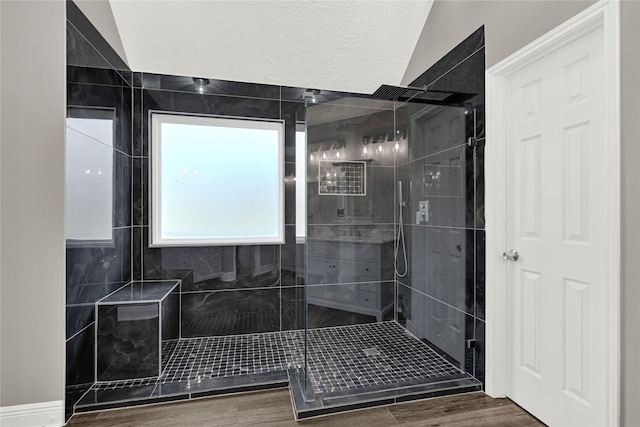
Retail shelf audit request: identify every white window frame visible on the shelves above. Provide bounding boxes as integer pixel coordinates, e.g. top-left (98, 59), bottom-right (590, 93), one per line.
top-left (150, 112), bottom-right (285, 247)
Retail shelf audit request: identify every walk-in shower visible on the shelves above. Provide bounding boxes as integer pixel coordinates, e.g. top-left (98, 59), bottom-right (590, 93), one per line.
top-left (65, 4), bottom-right (485, 419)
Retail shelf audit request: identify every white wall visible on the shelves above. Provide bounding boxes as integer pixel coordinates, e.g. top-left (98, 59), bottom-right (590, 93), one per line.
top-left (402, 0), bottom-right (596, 84)
top-left (0, 0), bottom-right (66, 408)
top-left (73, 0), bottom-right (129, 66)
top-left (620, 1), bottom-right (640, 425)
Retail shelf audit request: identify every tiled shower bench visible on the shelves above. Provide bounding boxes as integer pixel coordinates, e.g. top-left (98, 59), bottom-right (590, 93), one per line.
top-left (96, 280), bottom-right (180, 381)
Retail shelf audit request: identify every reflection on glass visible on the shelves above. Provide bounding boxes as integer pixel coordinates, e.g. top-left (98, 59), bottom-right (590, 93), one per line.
top-left (65, 109), bottom-right (114, 245)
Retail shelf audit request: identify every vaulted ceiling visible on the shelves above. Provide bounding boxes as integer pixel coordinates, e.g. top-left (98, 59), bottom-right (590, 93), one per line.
top-left (97, 1), bottom-right (433, 94)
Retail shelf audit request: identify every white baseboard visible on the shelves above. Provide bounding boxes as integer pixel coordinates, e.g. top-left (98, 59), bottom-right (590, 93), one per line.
top-left (0, 400), bottom-right (63, 427)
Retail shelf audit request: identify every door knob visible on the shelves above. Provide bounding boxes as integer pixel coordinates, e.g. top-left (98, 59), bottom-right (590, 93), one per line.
top-left (502, 249), bottom-right (519, 261)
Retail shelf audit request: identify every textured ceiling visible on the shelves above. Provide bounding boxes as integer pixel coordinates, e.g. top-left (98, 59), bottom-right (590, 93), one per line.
top-left (107, 1), bottom-right (433, 94)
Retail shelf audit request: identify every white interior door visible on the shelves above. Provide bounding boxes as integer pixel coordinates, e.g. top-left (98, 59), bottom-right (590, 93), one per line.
top-left (504, 25), bottom-right (609, 426)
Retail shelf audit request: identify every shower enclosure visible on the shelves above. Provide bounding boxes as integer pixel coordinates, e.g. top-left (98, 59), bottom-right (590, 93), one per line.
top-left (290, 91), bottom-right (483, 417)
top-left (65, 3), bottom-right (485, 418)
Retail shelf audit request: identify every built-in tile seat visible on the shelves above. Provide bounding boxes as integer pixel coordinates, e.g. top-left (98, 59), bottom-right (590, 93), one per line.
top-left (96, 280), bottom-right (180, 381)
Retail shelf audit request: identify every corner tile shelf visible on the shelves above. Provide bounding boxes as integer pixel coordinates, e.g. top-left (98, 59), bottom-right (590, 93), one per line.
top-left (96, 280), bottom-right (180, 381)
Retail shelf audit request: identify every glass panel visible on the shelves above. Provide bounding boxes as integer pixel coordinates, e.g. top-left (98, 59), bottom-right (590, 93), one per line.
top-left (297, 95), bottom-right (481, 412)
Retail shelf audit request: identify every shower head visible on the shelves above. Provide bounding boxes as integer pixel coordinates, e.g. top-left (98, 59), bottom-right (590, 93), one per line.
top-left (371, 84), bottom-right (427, 100)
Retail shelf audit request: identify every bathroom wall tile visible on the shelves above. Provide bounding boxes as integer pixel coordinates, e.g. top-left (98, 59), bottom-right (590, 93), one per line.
top-left (132, 227), bottom-right (142, 281)
top-left (132, 157), bottom-right (143, 226)
top-left (465, 143), bottom-right (476, 228)
top-left (475, 230), bottom-right (485, 320)
top-left (66, 65), bottom-right (127, 87)
top-left (66, 304), bottom-right (94, 339)
top-left (426, 48), bottom-right (485, 103)
top-left (399, 283), bottom-right (473, 371)
top-left (405, 104), bottom-right (467, 162)
top-left (97, 303), bottom-right (161, 381)
top-left (143, 89), bottom-right (282, 121)
top-left (401, 145), bottom-right (473, 229)
top-left (68, 82), bottom-right (119, 112)
top-left (66, 23), bottom-right (113, 72)
top-left (474, 319), bottom-right (485, 383)
top-left (66, 324), bottom-right (95, 386)
top-left (282, 101), bottom-right (302, 163)
top-left (114, 153), bottom-right (131, 228)
top-left (67, 1), bottom-right (130, 72)
top-left (306, 298), bottom-right (378, 329)
top-left (409, 26), bottom-right (484, 90)
top-left (475, 144), bottom-right (485, 229)
top-left (181, 288), bottom-right (281, 337)
top-left (66, 227), bottom-right (131, 292)
top-left (67, 83), bottom-right (132, 156)
top-left (285, 162), bottom-right (296, 225)
top-left (472, 93), bottom-right (485, 141)
top-left (282, 87), bottom-right (372, 103)
top-left (281, 225), bottom-right (297, 278)
top-left (142, 225), bottom-right (281, 292)
top-left (119, 85), bottom-right (133, 155)
top-left (280, 285), bottom-right (305, 331)
top-left (161, 287), bottom-right (180, 341)
top-left (405, 226), bottom-right (474, 315)
top-left (66, 281), bottom-right (129, 307)
top-left (142, 73), bottom-right (281, 99)
top-left (132, 89), bottom-right (144, 157)
top-left (133, 72), bottom-right (143, 88)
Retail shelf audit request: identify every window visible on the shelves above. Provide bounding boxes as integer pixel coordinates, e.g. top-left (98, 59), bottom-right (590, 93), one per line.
top-left (65, 108), bottom-right (114, 246)
top-left (150, 113), bottom-right (284, 246)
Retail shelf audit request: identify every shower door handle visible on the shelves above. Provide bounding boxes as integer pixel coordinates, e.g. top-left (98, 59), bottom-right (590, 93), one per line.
top-left (502, 249), bottom-right (519, 262)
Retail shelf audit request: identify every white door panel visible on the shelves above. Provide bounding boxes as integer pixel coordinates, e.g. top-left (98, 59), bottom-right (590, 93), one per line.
top-left (505, 26), bottom-right (607, 426)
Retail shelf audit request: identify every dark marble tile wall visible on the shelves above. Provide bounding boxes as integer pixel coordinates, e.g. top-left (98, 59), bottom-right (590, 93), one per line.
top-left (66, 4), bottom-right (133, 420)
top-left (133, 73), bottom-right (312, 338)
top-left (397, 28), bottom-right (485, 382)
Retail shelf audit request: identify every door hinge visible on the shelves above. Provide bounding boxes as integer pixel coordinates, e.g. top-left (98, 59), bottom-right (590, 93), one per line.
top-left (466, 339), bottom-right (479, 349)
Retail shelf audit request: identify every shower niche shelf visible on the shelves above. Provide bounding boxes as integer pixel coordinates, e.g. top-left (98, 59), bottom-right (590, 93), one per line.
top-left (95, 280), bottom-right (180, 381)
top-left (318, 160), bottom-right (366, 196)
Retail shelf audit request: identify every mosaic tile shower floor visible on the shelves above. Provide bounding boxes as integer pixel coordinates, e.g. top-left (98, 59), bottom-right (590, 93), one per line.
top-left (77, 321), bottom-right (474, 411)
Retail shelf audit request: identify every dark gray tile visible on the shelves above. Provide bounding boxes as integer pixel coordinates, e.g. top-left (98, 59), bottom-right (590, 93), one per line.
top-left (404, 226), bottom-right (474, 315)
top-left (66, 304), bottom-right (94, 339)
top-left (285, 162), bottom-right (296, 225)
top-left (409, 26), bottom-right (484, 90)
top-left (426, 48), bottom-right (485, 105)
top-left (114, 152), bottom-right (131, 228)
top-left (399, 145), bottom-right (473, 228)
top-left (132, 226), bottom-right (142, 281)
top-left (474, 319), bottom-right (485, 384)
top-left (161, 287), bottom-right (180, 341)
top-left (133, 89), bottom-right (144, 156)
top-left (66, 227), bottom-right (131, 292)
top-left (405, 104), bottom-right (467, 161)
top-left (97, 302), bottom-right (161, 381)
top-left (280, 286), bottom-right (305, 331)
top-left (66, 324), bottom-right (95, 386)
top-left (143, 89), bottom-right (282, 121)
top-left (181, 288), bottom-right (281, 337)
top-left (399, 283), bottom-right (472, 370)
top-left (475, 230), bottom-right (485, 320)
top-left (66, 65), bottom-right (127, 87)
top-left (67, 1), bottom-right (130, 73)
top-left (475, 143), bottom-right (485, 229)
top-left (141, 73), bottom-right (281, 99)
top-left (132, 157), bottom-right (144, 226)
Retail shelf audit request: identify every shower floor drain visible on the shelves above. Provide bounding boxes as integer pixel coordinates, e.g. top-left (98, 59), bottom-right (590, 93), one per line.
top-left (363, 347), bottom-right (381, 356)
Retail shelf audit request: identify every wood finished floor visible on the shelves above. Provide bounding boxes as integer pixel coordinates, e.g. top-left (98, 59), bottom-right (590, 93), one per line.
top-left (66, 389), bottom-right (545, 426)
